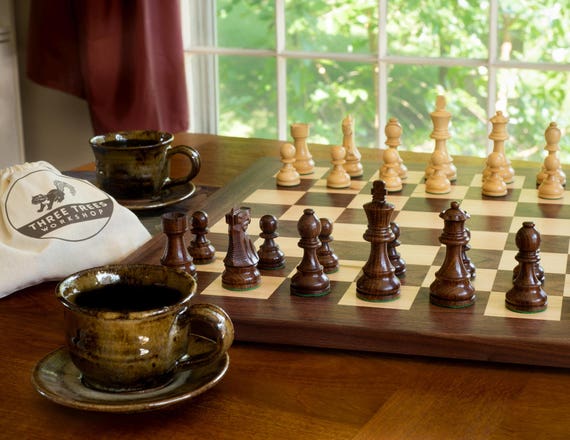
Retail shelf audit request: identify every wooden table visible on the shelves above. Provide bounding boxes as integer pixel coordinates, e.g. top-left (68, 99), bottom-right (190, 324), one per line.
top-left (2, 134), bottom-right (570, 439)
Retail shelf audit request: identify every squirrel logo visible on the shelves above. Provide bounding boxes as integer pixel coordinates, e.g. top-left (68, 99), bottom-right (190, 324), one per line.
top-left (31, 180), bottom-right (77, 212)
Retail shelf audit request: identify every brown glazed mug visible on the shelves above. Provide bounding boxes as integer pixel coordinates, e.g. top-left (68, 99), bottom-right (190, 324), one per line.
top-left (90, 130), bottom-right (201, 200)
top-left (56, 264), bottom-right (233, 393)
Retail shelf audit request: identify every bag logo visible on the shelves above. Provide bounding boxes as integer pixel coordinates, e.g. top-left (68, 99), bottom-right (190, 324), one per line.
top-left (5, 169), bottom-right (114, 241)
top-left (31, 180), bottom-right (76, 212)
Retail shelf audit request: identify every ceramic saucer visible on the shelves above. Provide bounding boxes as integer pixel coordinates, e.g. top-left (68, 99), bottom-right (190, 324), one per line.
top-left (32, 334), bottom-right (229, 413)
top-left (117, 182), bottom-right (197, 211)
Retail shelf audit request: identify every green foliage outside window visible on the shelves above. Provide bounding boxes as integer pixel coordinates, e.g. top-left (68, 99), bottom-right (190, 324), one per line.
top-left (216, 0), bottom-right (570, 163)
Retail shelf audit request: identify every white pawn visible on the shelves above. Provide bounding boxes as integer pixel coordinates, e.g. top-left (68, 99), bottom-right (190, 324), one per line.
top-left (538, 154), bottom-right (564, 200)
top-left (537, 122), bottom-right (566, 187)
top-left (481, 151), bottom-right (507, 197)
top-left (327, 145), bottom-right (351, 189)
top-left (380, 147), bottom-right (403, 192)
top-left (276, 142), bottom-right (301, 187)
top-left (425, 149), bottom-right (451, 194)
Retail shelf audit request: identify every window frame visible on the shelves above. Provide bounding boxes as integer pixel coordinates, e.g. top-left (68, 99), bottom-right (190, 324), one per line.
top-left (181, 0), bottom-right (570, 155)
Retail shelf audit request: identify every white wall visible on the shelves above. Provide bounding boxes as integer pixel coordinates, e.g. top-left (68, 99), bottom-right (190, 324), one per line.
top-left (0, 0), bottom-right (24, 168)
top-left (14, 0), bottom-right (94, 170)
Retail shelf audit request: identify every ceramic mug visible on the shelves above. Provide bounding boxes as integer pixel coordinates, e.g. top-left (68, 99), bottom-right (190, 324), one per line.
top-left (56, 264), bottom-right (233, 393)
top-left (90, 130), bottom-right (201, 200)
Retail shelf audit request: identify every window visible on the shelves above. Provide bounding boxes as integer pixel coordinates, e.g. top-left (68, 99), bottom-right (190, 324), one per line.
top-left (181, 0), bottom-right (570, 163)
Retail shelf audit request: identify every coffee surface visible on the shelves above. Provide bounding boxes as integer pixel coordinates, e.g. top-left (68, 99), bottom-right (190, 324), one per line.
top-left (101, 139), bottom-right (158, 147)
top-left (74, 284), bottom-right (183, 312)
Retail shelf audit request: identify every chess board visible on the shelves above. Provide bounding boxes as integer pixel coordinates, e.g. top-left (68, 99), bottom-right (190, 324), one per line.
top-left (125, 157), bottom-right (570, 368)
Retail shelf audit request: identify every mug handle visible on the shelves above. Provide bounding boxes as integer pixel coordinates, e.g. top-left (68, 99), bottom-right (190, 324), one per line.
top-left (176, 303), bottom-right (234, 371)
top-left (162, 145), bottom-right (201, 190)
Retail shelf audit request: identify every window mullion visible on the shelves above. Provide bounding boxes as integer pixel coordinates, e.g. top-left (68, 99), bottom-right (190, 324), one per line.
top-left (276, 0), bottom-right (287, 140)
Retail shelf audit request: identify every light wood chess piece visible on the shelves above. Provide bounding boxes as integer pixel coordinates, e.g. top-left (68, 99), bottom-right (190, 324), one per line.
top-left (341, 115), bottom-right (363, 177)
top-left (327, 145), bottom-right (351, 189)
top-left (538, 153), bottom-right (564, 200)
top-left (379, 146), bottom-right (403, 192)
top-left (425, 149), bottom-right (451, 194)
top-left (384, 117), bottom-right (408, 180)
top-left (483, 111), bottom-right (515, 184)
top-left (290, 123), bottom-right (315, 175)
top-left (276, 142), bottom-right (301, 187)
top-left (425, 95), bottom-right (457, 182)
top-left (537, 122), bottom-right (566, 187)
top-left (482, 151), bottom-right (508, 197)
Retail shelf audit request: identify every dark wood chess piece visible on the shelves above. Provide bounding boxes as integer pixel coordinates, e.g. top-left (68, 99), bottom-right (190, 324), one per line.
top-left (257, 214), bottom-right (286, 270)
top-left (387, 221), bottom-right (406, 277)
top-left (160, 212), bottom-right (196, 278)
top-left (222, 206), bottom-right (261, 290)
top-left (356, 180), bottom-right (401, 301)
top-left (290, 208), bottom-right (330, 297)
top-left (429, 201), bottom-right (475, 308)
top-left (505, 221), bottom-right (548, 313)
top-left (462, 228), bottom-right (476, 279)
top-left (188, 210), bottom-right (216, 264)
top-left (317, 218), bottom-right (339, 274)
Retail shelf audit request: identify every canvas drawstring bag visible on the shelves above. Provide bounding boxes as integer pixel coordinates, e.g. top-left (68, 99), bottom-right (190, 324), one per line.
top-left (0, 161), bottom-right (151, 297)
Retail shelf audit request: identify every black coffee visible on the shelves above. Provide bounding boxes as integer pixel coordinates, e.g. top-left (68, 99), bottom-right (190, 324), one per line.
top-left (101, 139), bottom-right (158, 147)
top-left (74, 284), bottom-right (183, 312)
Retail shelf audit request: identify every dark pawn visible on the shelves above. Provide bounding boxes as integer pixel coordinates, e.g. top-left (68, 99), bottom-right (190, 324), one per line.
top-left (290, 209), bottom-right (330, 297)
top-left (258, 214), bottom-right (286, 270)
top-left (188, 210), bottom-right (216, 264)
top-left (506, 222), bottom-right (548, 313)
top-left (160, 212), bottom-right (196, 278)
top-left (356, 180), bottom-right (401, 302)
top-left (317, 218), bottom-right (340, 274)
top-left (429, 201), bottom-right (475, 308)
top-left (462, 228), bottom-right (476, 279)
top-left (387, 221), bottom-right (406, 277)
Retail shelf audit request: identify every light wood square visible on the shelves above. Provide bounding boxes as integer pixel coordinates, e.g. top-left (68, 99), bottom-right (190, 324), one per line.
top-left (395, 211), bottom-right (444, 229)
top-left (338, 283), bottom-right (420, 310)
top-left (469, 231), bottom-right (509, 250)
top-left (484, 291), bottom-right (562, 321)
top-left (519, 189), bottom-right (570, 205)
top-left (327, 259), bottom-right (364, 282)
top-left (460, 199), bottom-right (518, 217)
top-left (199, 273), bottom-right (285, 299)
top-left (329, 222), bottom-right (367, 242)
top-left (510, 216), bottom-right (570, 236)
top-left (399, 244), bottom-right (440, 266)
top-left (243, 189), bottom-right (306, 206)
top-left (280, 205), bottom-right (346, 222)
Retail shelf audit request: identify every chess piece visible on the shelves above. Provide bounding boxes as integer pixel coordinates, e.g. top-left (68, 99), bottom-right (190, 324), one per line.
top-left (290, 209), bottom-right (330, 297)
top-left (538, 153), bottom-right (564, 200)
top-left (429, 201), bottom-right (476, 308)
top-left (484, 111), bottom-right (515, 184)
top-left (341, 114), bottom-right (363, 177)
top-left (462, 228), bottom-right (476, 279)
top-left (188, 210), bottom-right (216, 264)
top-left (424, 95), bottom-right (457, 182)
top-left (379, 146), bottom-right (403, 192)
top-left (356, 180), bottom-right (401, 301)
top-left (222, 206), bottom-right (261, 290)
top-left (160, 212), bottom-right (196, 277)
top-left (257, 214), bottom-right (286, 270)
top-left (384, 117), bottom-right (408, 180)
top-left (388, 221), bottom-right (406, 277)
top-left (276, 142), bottom-right (301, 187)
top-left (481, 151), bottom-right (508, 197)
top-left (327, 145), bottom-right (351, 189)
top-left (317, 218), bottom-right (340, 274)
top-left (505, 222), bottom-right (548, 313)
top-left (425, 149), bottom-right (451, 194)
top-left (290, 123), bottom-right (315, 175)
top-left (537, 122), bottom-right (566, 187)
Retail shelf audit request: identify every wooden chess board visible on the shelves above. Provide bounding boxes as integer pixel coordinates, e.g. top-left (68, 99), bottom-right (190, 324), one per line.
top-left (125, 157), bottom-right (570, 368)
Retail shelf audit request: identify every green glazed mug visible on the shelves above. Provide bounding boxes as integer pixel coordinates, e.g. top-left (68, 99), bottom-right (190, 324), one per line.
top-left (56, 264), bottom-right (233, 393)
top-left (90, 130), bottom-right (201, 200)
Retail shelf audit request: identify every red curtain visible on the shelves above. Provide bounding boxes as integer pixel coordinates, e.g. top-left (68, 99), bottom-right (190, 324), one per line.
top-left (27, 0), bottom-right (189, 135)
